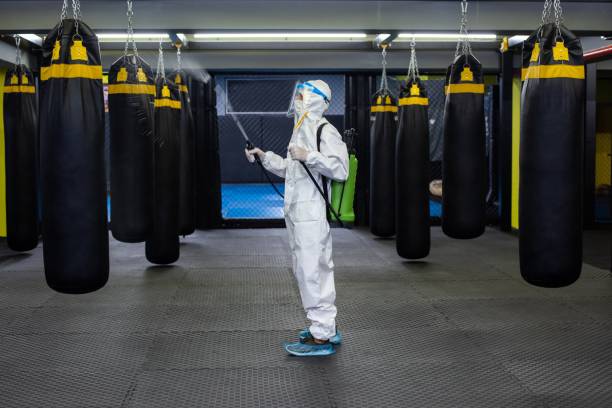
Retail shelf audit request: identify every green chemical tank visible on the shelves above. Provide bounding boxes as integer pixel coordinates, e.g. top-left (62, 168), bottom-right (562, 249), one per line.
top-left (330, 153), bottom-right (358, 223)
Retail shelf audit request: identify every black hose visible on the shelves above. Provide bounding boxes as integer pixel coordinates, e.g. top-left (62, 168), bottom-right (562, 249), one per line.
top-left (299, 162), bottom-right (345, 229)
top-left (246, 141), bottom-right (284, 199)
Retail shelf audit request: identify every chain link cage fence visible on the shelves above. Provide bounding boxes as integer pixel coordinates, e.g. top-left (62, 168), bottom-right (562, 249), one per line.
top-left (215, 73), bottom-right (498, 224)
top-left (381, 75), bottom-right (498, 223)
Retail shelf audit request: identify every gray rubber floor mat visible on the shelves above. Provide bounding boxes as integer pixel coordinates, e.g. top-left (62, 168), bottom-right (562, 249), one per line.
top-left (0, 227), bottom-right (610, 407)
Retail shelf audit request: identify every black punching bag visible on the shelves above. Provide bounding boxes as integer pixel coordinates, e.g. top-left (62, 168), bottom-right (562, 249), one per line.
top-left (520, 23), bottom-right (584, 287)
top-left (3, 65), bottom-right (38, 251)
top-left (108, 56), bottom-right (155, 243)
top-left (170, 71), bottom-right (196, 236)
top-left (40, 19), bottom-right (109, 293)
top-left (145, 78), bottom-right (181, 265)
top-left (396, 78), bottom-right (430, 259)
top-left (442, 54), bottom-right (486, 239)
top-left (370, 91), bottom-right (397, 237)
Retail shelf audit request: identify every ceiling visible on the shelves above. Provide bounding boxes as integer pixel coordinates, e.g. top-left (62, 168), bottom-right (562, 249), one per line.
top-left (0, 1), bottom-right (610, 71)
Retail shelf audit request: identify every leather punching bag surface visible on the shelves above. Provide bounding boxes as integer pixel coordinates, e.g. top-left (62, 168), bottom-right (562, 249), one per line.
top-left (40, 19), bottom-right (109, 293)
top-left (171, 71), bottom-right (196, 236)
top-left (396, 79), bottom-right (430, 259)
top-left (3, 65), bottom-right (38, 251)
top-left (369, 91), bottom-right (397, 237)
top-left (520, 23), bottom-right (584, 287)
top-left (145, 78), bottom-right (181, 265)
top-left (109, 56), bottom-right (155, 243)
top-left (442, 54), bottom-right (486, 239)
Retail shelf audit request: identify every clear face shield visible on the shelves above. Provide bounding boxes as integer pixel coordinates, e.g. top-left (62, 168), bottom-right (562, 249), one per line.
top-left (286, 80), bottom-right (302, 118)
top-left (286, 81), bottom-right (330, 118)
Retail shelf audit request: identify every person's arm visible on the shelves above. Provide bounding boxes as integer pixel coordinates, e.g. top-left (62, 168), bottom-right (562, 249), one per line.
top-left (261, 151), bottom-right (289, 179)
top-left (305, 125), bottom-right (349, 182)
top-left (245, 147), bottom-right (288, 179)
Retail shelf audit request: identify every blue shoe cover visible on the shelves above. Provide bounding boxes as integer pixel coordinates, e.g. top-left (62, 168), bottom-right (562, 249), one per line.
top-left (284, 341), bottom-right (335, 357)
top-left (299, 328), bottom-right (342, 345)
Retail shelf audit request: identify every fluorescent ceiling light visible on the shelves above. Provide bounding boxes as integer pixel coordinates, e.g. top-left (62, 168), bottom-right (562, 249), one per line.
top-left (375, 33), bottom-right (392, 43)
top-left (97, 33), bottom-right (169, 42)
top-left (192, 32), bottom-right (368, 42)
top-left (508, 35), bottom-right (529, 47)
top-left (18, 34), bottom-right (42, 46)
top-left (397, 33), bottom-right (497, 41)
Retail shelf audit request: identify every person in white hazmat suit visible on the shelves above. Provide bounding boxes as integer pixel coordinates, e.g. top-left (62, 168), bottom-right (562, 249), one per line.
top-left (245, 80), bottom-right (348, 357)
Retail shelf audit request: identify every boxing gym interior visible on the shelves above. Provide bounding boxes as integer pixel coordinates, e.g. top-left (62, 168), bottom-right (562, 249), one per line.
top-left (0, 0), bottom-right (611, 406)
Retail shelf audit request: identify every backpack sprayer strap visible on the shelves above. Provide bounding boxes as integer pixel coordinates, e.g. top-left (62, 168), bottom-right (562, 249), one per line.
top-left (297, 123), bottom-right (345, 228)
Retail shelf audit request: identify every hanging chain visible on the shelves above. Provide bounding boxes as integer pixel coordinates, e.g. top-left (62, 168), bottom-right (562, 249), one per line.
top-left (553, 0), bottom-right (564, 39)
top-left (541, 0), bottom-right (553, 25)
top-left (123, 0), bottom-right (139, 59)
top-left (156, 37), bottom-right (166, 80)
top-left (407, 37), bottom-right (419, 82)
top-left (553, 0), bottom-right (563, 26)
top-left (454, 0), bottom-right (473, 58)
top-left (176, 44), bottom-right (182, 72)
top-left (58, 0), bottom-right (69, 33)
top-left (71, 0), bottom-right (81, 36)
top-left (60, 0), bottom-right (69, 20)
top-left (13, 35), bottom-right (22, 66)
top-left (540, 0), bottom-right (563, 39)
top-left (379, 45), bottom-right (389, 93)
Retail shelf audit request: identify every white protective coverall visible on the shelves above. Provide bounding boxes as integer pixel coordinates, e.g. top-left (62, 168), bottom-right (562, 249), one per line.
top-left (261, 80), bottom-right (349, 340)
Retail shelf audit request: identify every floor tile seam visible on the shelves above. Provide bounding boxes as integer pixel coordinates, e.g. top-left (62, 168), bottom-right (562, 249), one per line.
top-left (172, 264), bottom-right (294, 269)
top-left (451, 345), bottom-right (612, 363)
top-left (166, 302), bottom-right (302, 307)
top-left (119, 369), bottom-right (143, 408)
top-left (552, 297), bottom-right (600, 324)
top-left (350, 233), bottom-right (398, 266)
top-left (156, 321), bottom-right (448, 334)
top-left (0, 368), bottom-right (141, 375)
top-left (407, 295), bottom-right (556, 301)
top-left (401, 279), bottom-right (433, 303)
top-left (181, 266), bottom-right (294, 271)
top-left (139, 358), bottom-right (511, 373)
top-left (175, 281), bottom-right (296, 287)
top-left (537, 295), bottom-right (612, 301)
top-left (485, 262), bottom-right (526, 281)
top-left (426, 301), bottom-right (516, 365)
top-left (39, 286), bottom-right (181, 308)
top-left (450, 322), bottom-right (527, 374)
top-left (0, 331), bottom-right (159, 339)
top-left (3, 329), bottom-right (167, 336)
top-left (156, 328), bottom-right (306, 335)
top-left (398, 277), bottom-right (516, 283)
top-left (317, 366), bottom-right (339, 408)
top-left (448, 329), bottom-right (552, 408)
top-left (172, 282), bottom-right (294, 296)
top-left (130, 366), bottom-right (334, 374)
top-left (496, 359), bottom-right (565, 408)
top-left (164, 302), bottom-right (303, 308)
top-left (404, 281), bottom-right (555, 302)
top-left (1, 304), bottom-right (169, 311)
top-left (174, 285), bottom-right (297, 292)
top-left (127, 317), bottom-right (176, 407)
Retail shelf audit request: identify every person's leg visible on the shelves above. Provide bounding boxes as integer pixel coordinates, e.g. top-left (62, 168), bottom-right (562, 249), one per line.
top-left (291, 219), bottom-right (336, 342)
top-left (307, 223), bottom-right (336, 341)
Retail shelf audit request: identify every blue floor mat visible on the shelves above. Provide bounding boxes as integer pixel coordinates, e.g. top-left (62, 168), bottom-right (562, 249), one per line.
top-left (108, 186), bottom-right (441, 220)
top-left (222, 183), bottom-right (442, 220)
top-left (222, 184), bottom-right (285, 219)
top-left (430, 200), bottom-right (442, 218)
